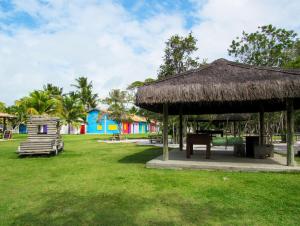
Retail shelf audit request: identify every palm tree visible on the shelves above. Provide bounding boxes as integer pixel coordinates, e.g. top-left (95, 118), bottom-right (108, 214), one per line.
top-left (43, 83), bottom-right (63, 97)
top-left (103, 89), bottom-right (129, 134)
top-left (18, 90), bottom-right (59, 115)
top-left (60, 94), bottom-right (85, 134)
top-left (72, 77), bottom-right (99, 111)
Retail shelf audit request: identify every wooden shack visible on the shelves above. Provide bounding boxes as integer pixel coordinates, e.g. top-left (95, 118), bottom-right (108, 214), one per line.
top-left (18, 116), bottom-right (64, 155)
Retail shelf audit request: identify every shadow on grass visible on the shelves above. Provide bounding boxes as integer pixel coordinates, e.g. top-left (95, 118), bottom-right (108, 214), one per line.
top-left (12, 192), bottom-right (147, 226)
top-left (118, 147), bottom-right (162, 164)
top-left (11, 191), bottom-right (245, 226)
top-left (16, 150), bottom-right (64, 159)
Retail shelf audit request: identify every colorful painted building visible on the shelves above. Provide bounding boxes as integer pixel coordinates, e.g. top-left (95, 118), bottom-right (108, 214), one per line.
top-left (86, 109), bottom-right (158, 134)
top-left (18, 124), bottom-right (27, 134)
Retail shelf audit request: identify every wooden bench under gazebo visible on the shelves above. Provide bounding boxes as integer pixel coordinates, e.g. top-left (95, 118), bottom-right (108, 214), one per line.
top-left (136, 58), bottom-right (300, 169)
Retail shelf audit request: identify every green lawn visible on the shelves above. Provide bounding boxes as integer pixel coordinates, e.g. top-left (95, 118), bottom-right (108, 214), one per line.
top-left (1, 135), bottom-right (300, 226)
top-left (212, 136), bottom-right (243, 146)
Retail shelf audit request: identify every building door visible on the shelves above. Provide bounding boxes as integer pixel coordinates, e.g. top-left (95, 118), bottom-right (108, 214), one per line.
top-left (80, 124), bottom-right (85, 134)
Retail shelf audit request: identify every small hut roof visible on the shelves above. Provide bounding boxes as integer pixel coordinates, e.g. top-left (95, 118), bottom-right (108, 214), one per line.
top-left (30, 115), bottom-right (60, 121)
top-left (0, 112), bottom-right (16, 119)
top-left (130, 114), bottom-right (147, 122)
top-left (136, 58), bottom-right (300, 115)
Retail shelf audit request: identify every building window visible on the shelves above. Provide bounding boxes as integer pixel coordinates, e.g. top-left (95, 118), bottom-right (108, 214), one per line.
top-left (108, 125), bottom-right (117, 130)
top-left (38, 125), bottom-right (48, 134)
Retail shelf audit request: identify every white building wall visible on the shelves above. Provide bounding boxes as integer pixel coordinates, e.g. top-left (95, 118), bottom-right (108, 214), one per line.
top-left (60, 124), bottom-right (81, 134)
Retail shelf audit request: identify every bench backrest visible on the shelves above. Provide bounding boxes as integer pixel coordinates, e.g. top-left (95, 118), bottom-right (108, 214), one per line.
top-left (27, 116), bottom-right (61, 141)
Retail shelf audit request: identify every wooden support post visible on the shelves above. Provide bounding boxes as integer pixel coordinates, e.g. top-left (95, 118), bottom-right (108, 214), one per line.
top-left (286, 99), bottom-right (295, 166)
top-left (259, 110), bottom-right (265, 145)
top-left (163, 104), bottom-right (169, 161)
top-left (237, 122), bottom-right (241, 137)
top-left (179, 113), bottom-right (183, 151)
top-left (3, 118), bottom-right (6, 132)
top-left (233, 121), bottom-right (237, 137)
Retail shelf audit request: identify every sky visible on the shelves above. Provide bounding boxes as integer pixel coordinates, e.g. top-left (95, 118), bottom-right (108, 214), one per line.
top-left (0, 0), bottom-right (300, 105)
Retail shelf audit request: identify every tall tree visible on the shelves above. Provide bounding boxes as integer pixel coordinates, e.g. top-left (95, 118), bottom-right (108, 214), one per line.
top-left (103, 89), bottom-right (129, 134)
top-left (158, 32), bottom-right (201, 79)
top-left (60, 94), bottom-right (85, 134)
top-left (228, 24), bottom-right (298, 67)
top-left (72, 77), bottom-right (99, 111)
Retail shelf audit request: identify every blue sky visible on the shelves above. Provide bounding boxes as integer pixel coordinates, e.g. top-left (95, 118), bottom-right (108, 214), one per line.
top-left (0, 1), bottom-right (36, 32)
top-left (0, 0), bottom-right (201, 32)
top-left (116, 0), bottom-right (203, 28)
top-left (0, 0), bottom-right (300, 105)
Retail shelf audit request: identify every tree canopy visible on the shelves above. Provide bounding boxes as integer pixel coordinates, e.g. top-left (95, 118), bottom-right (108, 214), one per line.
top-left (60, 94), bottom-right (85, 134)
top-left (284, 40), bottom-right (300, 69)
top-left (158, 32), bottom-right (201, 79)
top-left (72, 77), bottom-right (99, 111)
top-left (17, 90), bottom-right (59, 115)
top-left (43, 84), bottom-right (63, 97)
top-left (228, 24), bottom-right (299, 67)
top-left (0, 101), bottom-right (6, 112)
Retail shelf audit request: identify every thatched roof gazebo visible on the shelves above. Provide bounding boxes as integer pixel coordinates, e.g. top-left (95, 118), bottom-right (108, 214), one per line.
top-left (136, 59), bottom-right (300, 166)
top-left (0, 112), bottom-right (16, 132)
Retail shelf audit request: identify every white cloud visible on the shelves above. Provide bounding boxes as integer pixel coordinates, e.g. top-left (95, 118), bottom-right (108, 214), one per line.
top-left (0, 0), bottom-right (300, 105)
top-left (191, 0), bottom-right (300, 60)
top-left (0, 0), bottom-right (187, 105)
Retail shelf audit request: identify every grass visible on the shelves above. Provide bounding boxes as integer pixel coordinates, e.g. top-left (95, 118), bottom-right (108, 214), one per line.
top-left (0, 135), bottom-right (300, 225)
top-left (212, 136), bottom-right (243, 146)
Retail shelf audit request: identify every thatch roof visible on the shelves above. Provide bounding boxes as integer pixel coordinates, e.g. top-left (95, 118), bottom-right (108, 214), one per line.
top-left (0, 112), bottom-right (16, 119)
top-left (129, 114), bottom-right (147, 122)
top-left (136, 59), bottom-right (300, 115)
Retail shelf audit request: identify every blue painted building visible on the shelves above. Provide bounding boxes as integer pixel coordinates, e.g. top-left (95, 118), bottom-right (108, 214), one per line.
top-left (86, 109), bottom-right (157, 135)
top-left (87, 109), bottom-right (120, 134)
top-left (19, 124), bottom-right (27, 134)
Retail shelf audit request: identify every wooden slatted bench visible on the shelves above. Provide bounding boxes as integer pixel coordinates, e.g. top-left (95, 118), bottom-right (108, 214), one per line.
top-left (110, 133), bottom-right (121, 141)
top-left (148, 134), bottom-right (162, 144)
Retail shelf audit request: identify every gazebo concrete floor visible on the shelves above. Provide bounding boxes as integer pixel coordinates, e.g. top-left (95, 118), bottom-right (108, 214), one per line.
top-left (146, 146), bottom-right (300, 172)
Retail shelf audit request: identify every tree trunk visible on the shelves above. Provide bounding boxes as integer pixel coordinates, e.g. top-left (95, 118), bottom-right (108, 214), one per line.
top-left (68, 123), bottom-right (71, 134)
top-left (179, 113), bottom-right (183, 151)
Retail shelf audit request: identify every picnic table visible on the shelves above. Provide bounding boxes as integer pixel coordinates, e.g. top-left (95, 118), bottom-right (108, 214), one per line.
top-left (186, 133), bottom-right (212, 159)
